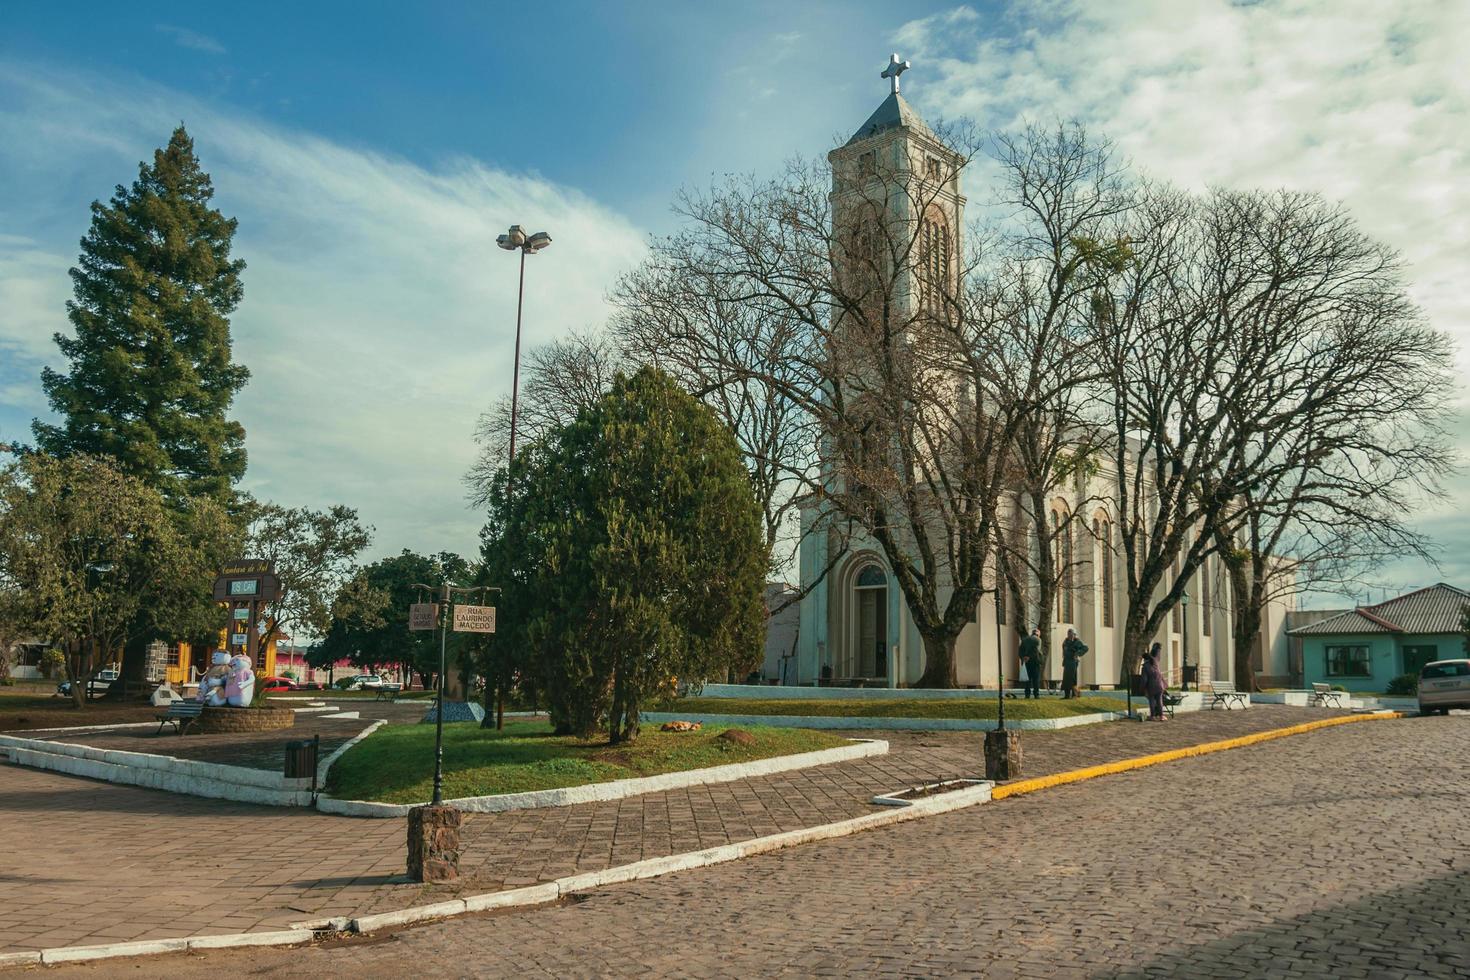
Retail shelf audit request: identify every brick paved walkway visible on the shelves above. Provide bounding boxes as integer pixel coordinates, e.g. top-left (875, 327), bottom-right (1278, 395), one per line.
top-left (0, 706), bottom-right (1337, 955)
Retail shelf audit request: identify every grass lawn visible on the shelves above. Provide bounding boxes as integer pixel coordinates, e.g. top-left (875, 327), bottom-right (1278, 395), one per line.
top-left (324, 719), bottom-right (851, 804)
top-left (661, 695), bottom-right (1125, 721)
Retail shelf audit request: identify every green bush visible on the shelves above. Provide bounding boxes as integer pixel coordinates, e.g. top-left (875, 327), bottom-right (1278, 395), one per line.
top-left (1386, 673), bottom-right (1419, 696)
top-left (482, 368), bottom-right (766, 743)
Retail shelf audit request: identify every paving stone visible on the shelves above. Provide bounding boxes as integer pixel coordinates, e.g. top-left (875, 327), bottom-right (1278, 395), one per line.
top-left (0, 705), bottom-right (1397, 965)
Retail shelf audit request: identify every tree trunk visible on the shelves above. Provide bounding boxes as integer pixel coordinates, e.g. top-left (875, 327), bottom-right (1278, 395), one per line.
top-left (915, 632), bottom-right (958, 688)
top-left (67, 640), bottom-right (87, 710)
top-left (1119, 606), bottom-right (1152, 691)
top-left (1231, 595), bottom-right (1264, 694)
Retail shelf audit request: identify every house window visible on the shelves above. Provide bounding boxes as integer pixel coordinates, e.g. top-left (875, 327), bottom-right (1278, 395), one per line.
top-left (1061, 518), bottom-right (1075, 623)
top-left (926, 156), bottom-right (942, 180)
top-left (1201, 560), bottom-right (1212, 637)
top-left (1171, 560), bottom-right (1182, 632)
top-left (858, 151), bottom-right (875, 177)
top-left (1326, 645), bottom-right (1371, 677)
top-left (1098, 519), bottom-right (1114, 628)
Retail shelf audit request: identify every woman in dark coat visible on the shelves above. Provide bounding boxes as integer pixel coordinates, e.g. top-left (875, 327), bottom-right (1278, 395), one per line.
top-left (1142, 642), bottom-right (1167, 721)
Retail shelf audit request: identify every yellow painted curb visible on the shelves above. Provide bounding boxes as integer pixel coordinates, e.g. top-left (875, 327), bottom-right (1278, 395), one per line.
top-left (990, 711), bottom-right (1403, 801)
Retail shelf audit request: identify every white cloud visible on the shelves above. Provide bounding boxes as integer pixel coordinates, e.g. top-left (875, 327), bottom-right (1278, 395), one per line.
top-left (895, 0), bottom-right (1470, 594)
top-left (155, 24), bottom-right (227, 55)
top-left (0, 63), bottom-right (647, 561)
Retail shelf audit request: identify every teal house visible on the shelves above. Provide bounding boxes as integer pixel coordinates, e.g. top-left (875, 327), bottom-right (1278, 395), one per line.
top-left (1291, 583), bottom-right (1468, 692)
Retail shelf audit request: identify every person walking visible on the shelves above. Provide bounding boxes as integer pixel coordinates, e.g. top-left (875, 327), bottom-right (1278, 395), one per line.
top-left (1061, 628), bottom-right (1088, 699)
top-left (1019, 627), bottom-right (1043, 699)
top-left (1143, 642), bottom-right (1168, 721)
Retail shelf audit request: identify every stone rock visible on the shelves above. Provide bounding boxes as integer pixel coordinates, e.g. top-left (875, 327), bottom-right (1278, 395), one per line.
top-left (407, 804), bottom-right (462, 883)
top-left (660, 720), bottom-right (703, 732)
top-left (717, 728), bottom-right (756, 747)
top-left (421, 700), bottom-right (485, 724)
top-left (984, 728), bottom-right (1022, 781)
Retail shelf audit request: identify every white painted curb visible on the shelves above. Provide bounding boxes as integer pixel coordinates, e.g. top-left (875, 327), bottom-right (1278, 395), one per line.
top-left (316, 737), bottom-right (888, 818)
top-left (18, 928), bottom-right (317, 968)
top-left (641, 711), bottom-right (1123, 732)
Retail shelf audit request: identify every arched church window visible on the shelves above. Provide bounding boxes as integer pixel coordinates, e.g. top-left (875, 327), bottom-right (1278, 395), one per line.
top-left (920, 211), bottom-right (949, 314)
top-left (856, 565), bottom-right (887, 588)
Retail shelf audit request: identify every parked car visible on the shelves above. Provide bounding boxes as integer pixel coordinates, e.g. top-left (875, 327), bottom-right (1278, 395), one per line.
top-left (296, 680), bottom-right (324, 691)
top-left (258, 676), bottom-right (296, 692)
top-left (55, 668), bottom-right (120, 698)
top-left (351, 674), bottom-right (385, 690)
top-left (1417, 659), bottom-right (1470, 715)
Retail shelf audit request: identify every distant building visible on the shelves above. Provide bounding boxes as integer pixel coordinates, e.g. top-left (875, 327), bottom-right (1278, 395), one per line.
top-left (1290, 583), bottom-right (1469, 692)
top-left (759, 584), bottom-right (801, 684)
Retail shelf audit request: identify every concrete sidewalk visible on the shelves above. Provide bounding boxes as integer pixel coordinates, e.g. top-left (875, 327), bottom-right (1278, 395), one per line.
top-left (0, 705), bottom-right (1335, 954)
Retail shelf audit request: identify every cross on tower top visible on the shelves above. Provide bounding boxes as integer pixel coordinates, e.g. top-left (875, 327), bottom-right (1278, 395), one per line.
top-left (881, 53), bottom-right (911, 94)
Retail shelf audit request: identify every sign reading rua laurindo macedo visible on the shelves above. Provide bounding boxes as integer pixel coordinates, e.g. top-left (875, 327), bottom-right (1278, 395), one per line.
top-left (452, 604), bottom-right (496, 633)
top-left (408, 603), bottom-right (439, 631)
top-left (212, 557), bottom-right (281, 602)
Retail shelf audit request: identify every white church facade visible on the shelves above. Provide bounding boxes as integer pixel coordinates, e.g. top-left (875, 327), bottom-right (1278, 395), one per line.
top-left (790, 60), bottom-right (1295, 691)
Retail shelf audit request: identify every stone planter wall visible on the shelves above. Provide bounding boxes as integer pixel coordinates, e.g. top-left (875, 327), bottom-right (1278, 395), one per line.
top-left (199, 705), bottom-right (297, 734)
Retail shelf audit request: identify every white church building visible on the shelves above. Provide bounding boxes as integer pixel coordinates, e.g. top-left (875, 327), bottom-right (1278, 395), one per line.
top-left (791, 60), bottom-right (1295, 691)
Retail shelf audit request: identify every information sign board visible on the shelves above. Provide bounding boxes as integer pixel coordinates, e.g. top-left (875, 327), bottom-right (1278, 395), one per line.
top-left (452, 604), bottom-right (496, 634)
top-left (408, 603), bottom-right (439, 631)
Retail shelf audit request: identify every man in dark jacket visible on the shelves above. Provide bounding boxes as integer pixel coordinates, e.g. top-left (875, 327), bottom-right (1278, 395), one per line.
top-left (1061, 629), bottom-right (1088, 699)
top-left (1018, 627), bottom-right (1043, 699)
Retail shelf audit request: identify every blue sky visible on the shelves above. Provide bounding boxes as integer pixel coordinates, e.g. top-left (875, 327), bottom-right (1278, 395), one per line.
top-left (1, 1), bottom-right (1466, 605)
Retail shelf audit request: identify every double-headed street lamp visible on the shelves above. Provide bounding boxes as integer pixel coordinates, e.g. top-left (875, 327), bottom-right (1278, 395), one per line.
top-left (411, 581), bottom-right (499, 806)
top-left (496, 225), bottom-right (552, 472)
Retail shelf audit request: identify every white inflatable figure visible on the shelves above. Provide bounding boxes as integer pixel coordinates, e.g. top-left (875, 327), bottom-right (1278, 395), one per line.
top-left (225, 654), bottom-right (255, 707)
top-left (197, 651), bottom-right (231, 706)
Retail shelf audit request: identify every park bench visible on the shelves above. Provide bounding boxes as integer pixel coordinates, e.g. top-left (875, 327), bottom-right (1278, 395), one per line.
top-left (1310, 682), bottom-right (1345, 708)
top-left (374, 684), bottom-right (403, 701)
top-left (155, 700), bottom-right (204, 735)
top-left (1208, 681), bottom-right (1248, 710)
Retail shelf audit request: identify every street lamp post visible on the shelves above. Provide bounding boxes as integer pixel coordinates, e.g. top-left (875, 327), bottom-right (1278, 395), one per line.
top-left (495, 225), bottom-right (553, 474)
top-left (492, 225), bottom-right (551, 731)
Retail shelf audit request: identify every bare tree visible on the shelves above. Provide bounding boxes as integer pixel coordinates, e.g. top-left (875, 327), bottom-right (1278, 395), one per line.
top-left (610, 232), bottom-right (831, 588)
top-left (979, 125), bottom-right (1133, 675)
top-left (464, 331), bottom-right (626, 509)
top-left (629, 124), bottom-right (1045, 687)
top-left (1095, 186), bottom-right (1457, 683)
top-left (1199, 192), bottom-right (1455, 688)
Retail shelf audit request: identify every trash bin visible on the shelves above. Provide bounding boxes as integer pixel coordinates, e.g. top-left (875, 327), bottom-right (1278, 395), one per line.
top-left (284, 734), bottom-right (319, 782)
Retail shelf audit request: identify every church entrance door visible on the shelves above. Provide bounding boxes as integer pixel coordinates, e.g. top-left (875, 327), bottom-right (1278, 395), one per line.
top-left (854, 565), bottom-right (888, 679)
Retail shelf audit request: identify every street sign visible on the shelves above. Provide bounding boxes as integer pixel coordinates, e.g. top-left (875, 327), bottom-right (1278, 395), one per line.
top-left (230, 633), bottom-right (248, 646)
top-left (408, 603), bottom-right (439, 631)
top-left (452, 604), bottom-right (496, 634)
top-left (232, 607), bottom-right (250, 621)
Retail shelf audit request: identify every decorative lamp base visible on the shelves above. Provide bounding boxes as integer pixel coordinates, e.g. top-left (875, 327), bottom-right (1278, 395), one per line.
top-left (407, 803), bottom-right (463, 883)
top-left (984, 729), bottom-right (1022, 782)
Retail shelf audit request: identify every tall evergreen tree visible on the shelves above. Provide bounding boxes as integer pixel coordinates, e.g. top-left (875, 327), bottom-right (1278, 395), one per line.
top-left (34, 125), bottom-right (250, 503)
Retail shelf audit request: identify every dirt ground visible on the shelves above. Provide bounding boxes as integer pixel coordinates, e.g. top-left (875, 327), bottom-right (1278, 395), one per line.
top-left (0, 690), bottom-right (160, 731)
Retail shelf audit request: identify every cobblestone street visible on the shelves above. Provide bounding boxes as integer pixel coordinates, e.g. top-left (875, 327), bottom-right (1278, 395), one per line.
top-left (0, 707), bottom-right (1327, 953)
top-left (8, 709), bottom-right (1465, 976)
